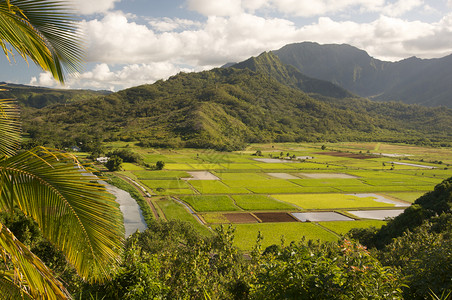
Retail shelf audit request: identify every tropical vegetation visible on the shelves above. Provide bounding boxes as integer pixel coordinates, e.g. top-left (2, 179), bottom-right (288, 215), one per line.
top-left (1, 1), bottom-right (451, 299)
top-left (1, 0), bottom-right (124, 298)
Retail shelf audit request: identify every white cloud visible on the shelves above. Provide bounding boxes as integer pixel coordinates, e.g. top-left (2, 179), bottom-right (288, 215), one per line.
top-left (81, 12), bottom-right (183, 64)
top-left (29, 72), bottom-right (59, 88)
top-left (402, 13), bottom-right (452, 57)
top-left (72, 0), bottom-right (121, 15)
top-left (30, 63), bottom-right (192, 91)
top-left (81, 11), bottom-right (301, 66)
top-left (80, 4), bottom-right (452, 66)
top-left (449, 0), bottom-right (452, 8)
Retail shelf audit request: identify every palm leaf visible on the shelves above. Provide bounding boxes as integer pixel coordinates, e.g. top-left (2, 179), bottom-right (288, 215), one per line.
top-left (0, 276), bottom-right (33, 300)
top-left (0, 147), bottom-right (125, 281)
top-left (0, 222), bottom-right (70, 299)
top-left (0, 98), bottom-right (20, 158)
top-left (0, 0), bottom-right (83, 83)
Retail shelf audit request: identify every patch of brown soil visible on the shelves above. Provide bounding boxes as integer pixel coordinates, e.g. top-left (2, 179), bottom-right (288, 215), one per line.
top-left (223, 213), bottom-right (259, 223)
top-left (254, 212), bottom-right (298, 223)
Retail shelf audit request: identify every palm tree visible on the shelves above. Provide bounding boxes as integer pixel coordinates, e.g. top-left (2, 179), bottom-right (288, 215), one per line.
top-left (0, 1), bottom-right (124, 298)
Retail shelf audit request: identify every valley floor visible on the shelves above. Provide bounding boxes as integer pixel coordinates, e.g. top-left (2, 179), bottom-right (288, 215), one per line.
top-left (100, 142), bottom-right (452, 250)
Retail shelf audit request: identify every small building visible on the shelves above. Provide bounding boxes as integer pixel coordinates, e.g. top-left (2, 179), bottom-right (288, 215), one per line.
top-left (96, 157), bottom-right (109, 163)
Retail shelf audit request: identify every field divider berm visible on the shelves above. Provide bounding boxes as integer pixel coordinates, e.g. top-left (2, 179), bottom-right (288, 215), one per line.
top-left (171, 196), bottom-right (206, 225)
top-left (313, 223), bottom-right (342, 238)
top-left (115, 173), bottom-right (162, 220)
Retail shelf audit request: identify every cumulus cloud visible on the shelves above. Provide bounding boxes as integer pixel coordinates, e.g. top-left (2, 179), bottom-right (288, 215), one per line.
top-left (402, 13), bottom-right (452, 57)
top-left (30, 63), bottom-right (192, 91)
top-left (72, 0), bottom-right (121, 15)
top-left (81, 9), bottom-right (451, 66)
top-left (78, 63), bottom-right (189, 89)
top-left (81, 11), bottom-right (181, 64)
top-left (81, 11), bottom-right (294, 66)
top-left (30, 72), bottom-right (59, 88)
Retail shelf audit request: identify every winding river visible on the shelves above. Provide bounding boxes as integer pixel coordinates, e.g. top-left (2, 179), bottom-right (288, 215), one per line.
top-left (102, 181), bottom-right (147, 237)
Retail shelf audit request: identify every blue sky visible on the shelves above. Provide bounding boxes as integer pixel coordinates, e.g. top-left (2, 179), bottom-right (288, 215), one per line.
top-left (1, 0), bottom-right (452, 91)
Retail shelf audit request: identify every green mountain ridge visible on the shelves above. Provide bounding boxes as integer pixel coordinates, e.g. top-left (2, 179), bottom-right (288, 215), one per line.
top-left (22, 67), bottom-right (452, 151)
top-left (230, 52), bottom-right (353, 99)
top-left (274, 42), bottom-right (452, 107)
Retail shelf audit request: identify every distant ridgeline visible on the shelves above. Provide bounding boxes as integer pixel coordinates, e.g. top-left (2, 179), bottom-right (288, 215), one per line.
top-left (18, 62), bottom-right (452, 151)
top-left (273, 42), bottom-right (452, 108)
top-left (0, 82), bottom-right (110, 109)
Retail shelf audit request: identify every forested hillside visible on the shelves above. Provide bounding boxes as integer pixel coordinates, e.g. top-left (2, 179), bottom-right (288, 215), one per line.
top-left (274, 42), bottom-right (452, 107)
top-left (22, 67), bottom-right (452, 151)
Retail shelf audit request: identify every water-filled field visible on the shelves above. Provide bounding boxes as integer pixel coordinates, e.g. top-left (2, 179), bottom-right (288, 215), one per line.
top-left (105, 141), bottom-right (452, 250)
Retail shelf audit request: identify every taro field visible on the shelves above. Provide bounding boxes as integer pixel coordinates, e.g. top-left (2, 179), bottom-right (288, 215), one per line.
top-left (105, 142), bottom-right (452, 250)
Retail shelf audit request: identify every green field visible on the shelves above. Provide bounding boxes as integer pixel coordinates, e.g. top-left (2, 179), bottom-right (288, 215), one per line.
top-left (121, 162), bottom-right (145, 171)
top-left (382, 192), bottom-right (426, 203)
top-left (318, 220), bottom-right (386, 235)
top-left (155, 198), bottom-right (211, 236)
top-left (232, 194), bottom-right (297, 210)
top-left (104, 142), bottom-right (452, 250)
top-left (188, 180), bottom-right (249, 194)
top-left (179, 195), bottom-right (241, 212)
top-left (133, 170), bottom-right (191, 180)
top-left (230, 223), bottom-right (338, 250)
top-left (141, 179), bottom-right (191, 189)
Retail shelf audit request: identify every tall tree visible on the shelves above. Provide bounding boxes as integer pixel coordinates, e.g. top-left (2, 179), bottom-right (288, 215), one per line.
top-left (0, 1), bottom-right (124, 298)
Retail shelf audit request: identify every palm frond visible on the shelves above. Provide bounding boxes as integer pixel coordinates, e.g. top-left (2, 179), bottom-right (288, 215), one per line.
top-left (0, 98), bottom-right (20, 158)
top-left (0, 0), bottom-right (84, 83)
top-left (0, 147), bottom-right (125, 282)
top-left (0, 275), bottom-right (34, 300)
top-left (0, 222), bottom-right (70, 299)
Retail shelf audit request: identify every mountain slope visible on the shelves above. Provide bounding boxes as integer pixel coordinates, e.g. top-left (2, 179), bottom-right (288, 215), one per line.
top-left (23, 67), bottom-right (452, 151)
top-left (231, 52), bottom-right (353, 98)
top-left (274, 42), bottom-right (452, 107)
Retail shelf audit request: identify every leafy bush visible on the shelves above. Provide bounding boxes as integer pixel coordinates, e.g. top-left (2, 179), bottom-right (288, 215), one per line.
top-left (250, 239), bottom-right (403, 299)
top-left (369, 177), bottom-right (452, 248)
top-left (107, 149), bottom-right (142, 164)
top-left (378, 214), bottom-right (452, 299)
top-left (106, 155), bottom-right (123, 171)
